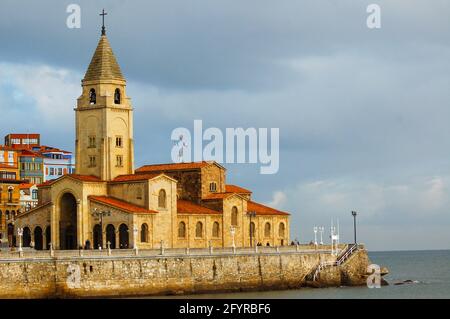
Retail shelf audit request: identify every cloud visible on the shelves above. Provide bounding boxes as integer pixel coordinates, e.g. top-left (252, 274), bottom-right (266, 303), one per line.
top-left (275, 175), bottom-right (450, 250)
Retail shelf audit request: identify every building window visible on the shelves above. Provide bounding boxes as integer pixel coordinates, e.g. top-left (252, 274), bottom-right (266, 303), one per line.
top-left (195, 222), bottom-right (203, 238)
top-left (58, 168), bottom-right (63, 175)
top-left (115, 136), bottom-right (123, 148)
top-left (178, 222), bottom-right (186, 238)
top-left (89, 156), bottom-right (96, 167)
top-left (89, 88), bottom-right (96, 104)
top-left (116, 155), bottom-right (123, 167)
top-left (264, 222), bottom-right (271, 238)
top-left (32, 190), bottom-right (38, 200)
top-left (209, 182), bottom-right (217, 192)
top-left (49, 168), bottom-right (55, 175)
top-left (231, 206), bottom-right (238, 226)
top-left (114, 88), bottom-right (121, 104)
top-left (140, 223), bottom-right (148, 243)
top-left (212, 222), bottom-right (220, 238)
top-left (136, 188), bottom-right (142, 200)
top-left (279, 223), bottom-right (285, 238)
top-left (7, 188), bottom-right (13, 203)
top-left (88, 136), bottom-right (96, 148)
top-left (158, 189), bottom-right (166, 208)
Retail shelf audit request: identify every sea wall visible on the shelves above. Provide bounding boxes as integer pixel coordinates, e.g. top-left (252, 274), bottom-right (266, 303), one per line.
top-left (0, 247), bottom-right (369, 298)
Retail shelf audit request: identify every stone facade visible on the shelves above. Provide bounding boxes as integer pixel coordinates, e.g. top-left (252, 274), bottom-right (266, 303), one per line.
top-left (0, 248), bottom-right (370, 298)
top-left (14, 28), bottom-right (291, 251)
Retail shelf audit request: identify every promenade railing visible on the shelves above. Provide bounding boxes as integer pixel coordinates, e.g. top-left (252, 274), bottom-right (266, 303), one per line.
top-left (0, 243), bottom-right (352, 260)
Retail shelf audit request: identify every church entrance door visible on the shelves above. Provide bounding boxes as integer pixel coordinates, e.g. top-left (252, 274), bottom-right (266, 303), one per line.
top-left (59, 193), bottom-right (78, 250)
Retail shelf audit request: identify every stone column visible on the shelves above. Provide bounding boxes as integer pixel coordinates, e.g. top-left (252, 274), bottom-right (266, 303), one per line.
top-left (115, 229), bottom-right (120, 249)
top-left (77, 199), bottom-right (83, 248)
top-left (51, 204), bottom-right (59, 250)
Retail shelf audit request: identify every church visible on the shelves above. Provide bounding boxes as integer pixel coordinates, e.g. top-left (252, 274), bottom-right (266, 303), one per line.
top-left (15, 23), bottom-right (290, 250)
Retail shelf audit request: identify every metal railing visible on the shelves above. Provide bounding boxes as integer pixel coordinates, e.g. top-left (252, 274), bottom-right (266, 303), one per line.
top-left (0, 244), bottom-right (345, 261)
top-left (312, 244), bottom-right (359, 281)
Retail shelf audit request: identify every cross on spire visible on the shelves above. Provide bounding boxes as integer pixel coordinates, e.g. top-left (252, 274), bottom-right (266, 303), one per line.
top-left (100, 9), bottom-right (107, 35)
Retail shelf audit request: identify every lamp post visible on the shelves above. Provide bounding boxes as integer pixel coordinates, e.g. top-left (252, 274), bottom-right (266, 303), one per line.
top-left (313, 226), bottom-right (318, 246)
top-left (319, 226), bottom-right (324, 245)
top-left (230, 226), bottom-right (236, 248)
top-left (17, 227), bottom-right (23, 253)
top-left (247, 211), bottom-right (256, 247)
top-left (91, 208), bottom-right (111, 248)
top-left (133, 225), bottom-right (139, 250)
top-left (351, 211), bottom-right (357, 245)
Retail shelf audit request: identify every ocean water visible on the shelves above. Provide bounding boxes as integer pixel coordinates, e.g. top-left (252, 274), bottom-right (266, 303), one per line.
top-left (154, 250), bottom-right (450, 299)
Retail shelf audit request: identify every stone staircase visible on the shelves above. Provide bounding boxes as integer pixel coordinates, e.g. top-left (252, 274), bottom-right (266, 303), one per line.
top-left (307, 243), bottom-right (359, 282)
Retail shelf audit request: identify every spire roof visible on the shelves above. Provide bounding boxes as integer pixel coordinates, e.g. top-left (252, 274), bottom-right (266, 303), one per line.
top-left (83, 34), bottom-right (125, 82)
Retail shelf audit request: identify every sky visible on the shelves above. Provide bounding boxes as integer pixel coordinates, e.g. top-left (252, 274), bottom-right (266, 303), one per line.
top-left (1, 0), bottom-right (450, 251)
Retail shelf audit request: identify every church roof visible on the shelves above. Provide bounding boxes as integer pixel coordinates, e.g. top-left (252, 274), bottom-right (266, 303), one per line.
top-left (37, 174), bottom-right (102, 187)
top-left (177, 200), bottom-right (221, 215)
top-left (225, 184), bottom-right (252, 194)
top-left (247, 201), bottom-right (290, 216)
top-left (83, 34), bottom-right (125, 82)
top-left (135, 161), bottom-right (224, 174)
top-left (111, 172), bottom-right (162, 182)
top-left (89, 196), bottom-right (158, 214)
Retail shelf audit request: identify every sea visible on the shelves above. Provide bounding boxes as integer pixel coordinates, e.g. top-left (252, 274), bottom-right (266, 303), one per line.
top-left (151, 250), bottom-right (450, 299)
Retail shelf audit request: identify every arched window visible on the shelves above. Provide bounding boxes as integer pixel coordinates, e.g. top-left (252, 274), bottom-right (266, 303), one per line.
top-left (212, 222), bottom-right (220, 237)
top-left (264, 222), bottom-right (271, 238)
top-left (140, 223), bottom-right (148, 242)
top-left (114, 88), bottom-right (121, 104)
top-left (89, 88), bottom-right (96, 104)
top-left (178, 222), bottom-right (186, 238)
top-left (195, 222), bottom-right (203, 238)
top-left (5, 210), bottom-right (10, 221)
top-left (278, 223), bottom-right (285, 237)
top-left (231, 206), bottom-right (238, 226)
top-left (158, 189), bottom-right (166, 208)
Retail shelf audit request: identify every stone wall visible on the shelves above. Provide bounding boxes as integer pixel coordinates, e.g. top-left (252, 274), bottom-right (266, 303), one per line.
top-left (0, 248), bottom-right (370, 298)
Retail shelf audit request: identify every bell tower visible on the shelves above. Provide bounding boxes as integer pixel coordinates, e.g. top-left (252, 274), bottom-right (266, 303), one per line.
top-left (75, 15), bottom-right (134, 181)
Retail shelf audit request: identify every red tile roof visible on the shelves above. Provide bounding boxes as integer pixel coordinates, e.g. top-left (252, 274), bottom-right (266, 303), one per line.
top-left (37, 174), bottom-right (102, 187)
top-left (203, 192), bottom-right (236, 200)
top-left (37, 145), bottom-right (72, 154)
top-left (247, 201), bottom-right (290, 216)
top-left (177, 199), bottom-right (221, 215)
top-left (225, 184), bottom-right (252, 194)
top-left (112, 173), bottom-right (161, 182)
top-left (136, 161), bottom-right (213, 173)
top-left (89, 196), bottom-right (158, 214)
top-left (19, 183), bottom-right (34, 189)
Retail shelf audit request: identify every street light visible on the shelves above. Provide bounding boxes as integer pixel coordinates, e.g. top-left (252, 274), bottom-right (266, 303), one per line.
top-left (351, 211), bottom-right (357, 245)
top-left (133, 225), bottom-right (139, 250)
top-left (319, 226), bottom-right (324, 245)
top-left (247, 211), bottom-right (256, 247)
top-left (17, 227), bottom-right (23, 252)
top-left (230, 226), bottom-right (236, 248)
top-left (313, 226), bottom-right (318, 246)
top-left (91, 208), bottom-right (111, 248)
